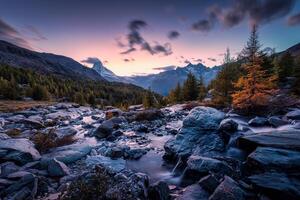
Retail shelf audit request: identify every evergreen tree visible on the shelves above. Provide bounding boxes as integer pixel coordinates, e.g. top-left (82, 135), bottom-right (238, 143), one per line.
top-left (198, 76), bottom-right (206, 101)
top-left (182, 72), bottom-right (198, 101)
top-left (232, 25), bottom-right (276, 112)
top-left (143, 88), bottom-right (155, 108)
top-left (73, 92), bottom-right (85, 105)
top-left (211, 48), bottom-right (240, 106)
top-left (88, 94), bottom-right (96, 106)
top-left (274, 52), bottom-right (294, 83)
top-left (168, 82), bottom-right (182, 103)
top-left (31, 85), bottom-right (50, 101)
top-left (293, 57), bottom-right (300, 95)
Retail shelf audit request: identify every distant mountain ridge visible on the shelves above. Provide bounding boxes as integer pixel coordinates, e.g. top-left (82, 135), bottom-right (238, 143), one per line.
top-left (0, 40), bottom-right (104, 81)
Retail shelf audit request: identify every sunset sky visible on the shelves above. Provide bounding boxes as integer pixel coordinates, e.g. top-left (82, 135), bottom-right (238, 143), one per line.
top-left (1, 0), bottom-right (300, 76)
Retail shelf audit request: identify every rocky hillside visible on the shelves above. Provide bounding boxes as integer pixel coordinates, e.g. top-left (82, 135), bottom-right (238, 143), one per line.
top-left (0, 40), bottom-right (103, 81)
top-left (0, 103), bottom-right (300, 199)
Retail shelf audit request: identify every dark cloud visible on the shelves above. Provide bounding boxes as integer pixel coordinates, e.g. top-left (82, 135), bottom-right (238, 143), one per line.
top-left (192, 0), bottom-right (295, 31)
top-left (287, 13), bottom-right (300, 26)
top-left (191, 19), bottom-right (213, 32)
top-left (24, 25), bottom-right (47, 41)
top-left (184, 60), bottom-right (191, 64)
top-left (81, 57), bottom-right (100, 64)
top-left (208, 57), bottom-right (217, 62)
top-left (153, 66), bottom-right (176, 71)
top-left (0, 18), bottom-right (32, 49)
top-left (119, 19), bottom-right (173, 56)
top-left (123, 58), bottom-right (135, 62)
top-left (168, 31), bottom-right (180, 39)
top-left (192, 58), bottom-right (204, 63)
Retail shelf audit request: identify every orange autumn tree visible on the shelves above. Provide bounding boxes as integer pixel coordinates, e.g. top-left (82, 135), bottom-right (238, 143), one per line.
top-left (232, 25), bottom-right (276, 113)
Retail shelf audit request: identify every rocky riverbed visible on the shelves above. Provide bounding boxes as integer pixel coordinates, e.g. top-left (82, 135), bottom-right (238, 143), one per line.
top-left (0, 103), bottom-right (300, 200)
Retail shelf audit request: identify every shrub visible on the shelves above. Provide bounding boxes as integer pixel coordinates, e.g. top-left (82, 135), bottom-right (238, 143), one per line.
top-left (31, 85), bottom-right (50, 101)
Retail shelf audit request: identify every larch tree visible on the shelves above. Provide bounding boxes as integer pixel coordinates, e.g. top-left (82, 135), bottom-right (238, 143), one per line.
top-left (182, 72), bottom-right (198, 101)
top-left (232, 25), bottom-right (276, 112)
top-left (168, 82), bottom-right (182, 103)
top-left (198, 76), bottom-right (206, 101)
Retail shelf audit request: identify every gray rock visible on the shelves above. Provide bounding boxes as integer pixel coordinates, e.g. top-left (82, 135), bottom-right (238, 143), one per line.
top-left (55, 126), bottom-right (77, 138)
top-left (105, 108), bottom-right (123, 119)
top-left (0, 138), bottom-right (41, 164)
top-left (248, 172), bottom-right (300, 199)
top-left (198, 174), bottom-right (221, 193)
top-left (0, 162), bottom-right (20, 178)
top-left (7, 115), bottom-right (25, 123)
top-left (148, 181), bottom-right (170, 200)
top-left (218, 119), bottom-right (238, 132)
top-left (10, 186), bottom-right (32, 200)
top-left (238, 130), bottom-right (300, 152)
top-left (124, 148), bottom-right (148, 160)
top-left (286, 109), bottom-right (300, 120)
top-left (268, 116), bottom-right (288, 127)
top-left (7, 171), bottom-right (32, 179)
top-left (248, 117), bottom-right (268, 127)
top-left (104, 147), bottom-right (123, 159)
top-left (186, 156), bottom-right (233, 177)
top-left (93, 120), bottom-right (114, 139)
top-left (176, 184), bottom-right (209, 200)
top-left (0, 133), bottom-right (10, 140)
top-left (183, 106), bottom-right (225, 130)
top-left (22, 118), bottom-right (45, 129)
top-left (2, 173), bottom-right (35, 195)
top-left (209, 176), bottom-right (247, 200)
top-left (0, 178), bottom-right (14, 186)
top-left (85, 155), bottom-right (126, 173)
top-left (246, 147), bottom-right (300, 173)
top-left (41, 144), bottom-right (92, 165)
top-left (47, 158), bottom-right (70, 177)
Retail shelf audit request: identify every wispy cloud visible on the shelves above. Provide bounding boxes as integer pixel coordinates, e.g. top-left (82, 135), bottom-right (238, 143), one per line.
top-left (153, 66), bottom-right (176, 71)
top-left (81, 57), bottom-right (100, 64)
top-left (0, 18), bottom-right (32, 49)
top-left (287, 12), bottom-right (300, 26)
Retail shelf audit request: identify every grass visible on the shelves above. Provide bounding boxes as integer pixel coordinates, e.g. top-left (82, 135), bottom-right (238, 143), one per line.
top-left (0, 100), bottom-right (55, 113)
top-left (32, 129), bottom-right (76, 153)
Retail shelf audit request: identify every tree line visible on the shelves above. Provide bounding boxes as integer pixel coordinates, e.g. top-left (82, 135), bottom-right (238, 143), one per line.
top-left (167, 26), bottom-right (300, 113)
top-left (0, 64), bottom-right (151, 107)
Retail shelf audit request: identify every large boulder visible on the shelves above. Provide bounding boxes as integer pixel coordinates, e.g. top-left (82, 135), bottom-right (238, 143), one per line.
top-left (237, 130), bottom-right (300, 152)
top-left (47, 158), bottom-right (70, 177)
top-left (176, 184), bottom-right (209, 200)
top-left (209, 176), bottom-right (247, 200)
top-left (183, 107), bottom-right (225, 130)
top-left (248, 172), bottom-right (300, 199)
top-left (218, 119), bottom-right (238, 132)
top-left (246, 147), bottom-right (300, 173)
top-left (198, 174), bottom-right (221, 194)
top-left (164, 107), bottom-right (225, 160)
top-left (55, 126), bottom-right (77, 138)
top-left (134, 109), bottom-right (164, 121)
top-left (0, 138), bottom-right (41, 164)
top-left (93, 117), bottom-right (126, 139)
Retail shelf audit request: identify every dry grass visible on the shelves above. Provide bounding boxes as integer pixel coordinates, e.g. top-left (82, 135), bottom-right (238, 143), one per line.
top-left (6, 128), bottom-right (21, 137)
top-left (0, 100), bottom-right (55, 113)
top-left (32, 129), bottom-right (76, 153)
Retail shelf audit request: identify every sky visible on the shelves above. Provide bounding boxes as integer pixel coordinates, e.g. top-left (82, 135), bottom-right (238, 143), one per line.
top-left (0, 0), bottom-right (300, 76)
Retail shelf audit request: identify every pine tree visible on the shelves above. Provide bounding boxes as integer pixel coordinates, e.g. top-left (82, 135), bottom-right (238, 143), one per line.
top-left (198, 76), bottom-right (206, 101)
top-left (143, 88), bottom-right (155, 108)
top-left (293, 57), bottom-right (300, 95)
top-left (168, 82), bottom-right (182, 103)
top-left (211, 48), bottom-right (240, 106)
top-left (274, 52), bottom-right (294, 83)
top-left (232, 25), bottom-right (276, 112)
top-left (182, 72), bottom-right (198, 101)
top-left (31, 85), bottom-right (50, 101)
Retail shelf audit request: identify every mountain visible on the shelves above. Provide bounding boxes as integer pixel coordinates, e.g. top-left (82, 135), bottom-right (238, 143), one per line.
top-left (0, 40), bottom-right (103, 81)
top-left (125, 63), bottom-right (221, 96)
top-left (282, 42), bottom-right (300, 57)
top-left (92, 61), bottom-right (132, 83)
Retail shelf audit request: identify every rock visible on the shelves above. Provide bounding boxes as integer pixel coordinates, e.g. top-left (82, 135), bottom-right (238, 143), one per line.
top-left (0, 138), bottom-right (41, 164)
top-left (105, 147), bottom-right (123, 159)
top-left (47, 158), bottom-right (70, 177)
top-left (135, 124), bottom-right (148, 132)
top-left (209, 176), bottom-right (247, 200)
top-left (7, 115), bottom-right (25, 123)
top-left (2, 173), bottom-right (35, 195)
top-left (246, 147), bottom-right (300, 173)
top-left (128, 104), bottom-right (143, 111)
top-left (268, 116), bottom-right (288, 127)
top-left (176, 184), bottom-right (209, 200)
top-left (185, 156), bottom-right (233, 178)
top-left (248, 117), bottom-right (268, 127)
top-left (148, 181), bottom-right (170, 200)
top-left (218, 119), bottom-right (238, 132)
top-left (183, 106), bottom-right (225, 130)
top-left (294, 122), bottom-right (300, 129)
top-left (124, 148), bottom-right (148, 160)
top-left (285, 109), bottom-right (300, 120)
top-left (93, 120), bottom-right (114, 139)
top-left (248, 172), bottom-right (300, 199)
top-left (105, 108), bottom-right (123, 119)
top-left (237, 130), bottom-right (300, 152)
top-left (0, 133), bottom-right (10, 140)
top-left (0, 178), bottom-right (14, 186)
top-left (135, 109), bottom-right (164, 121)
top-left (22, 118), bottom-right (45, 129)
top-left (198, 174), bottom-right (221, 194)
top-left (0, 162), bottom-right (20, 178)
top-left (85, 155), bottom-right (126, 173)
top-left (55, 126), bottom-right (77, 138)
top-left (7, 171), bottom-right (32, 179)
top-left (10, 186), bottom-right (32, 200)
top-left (41, 144), bottom-right (92, 165)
